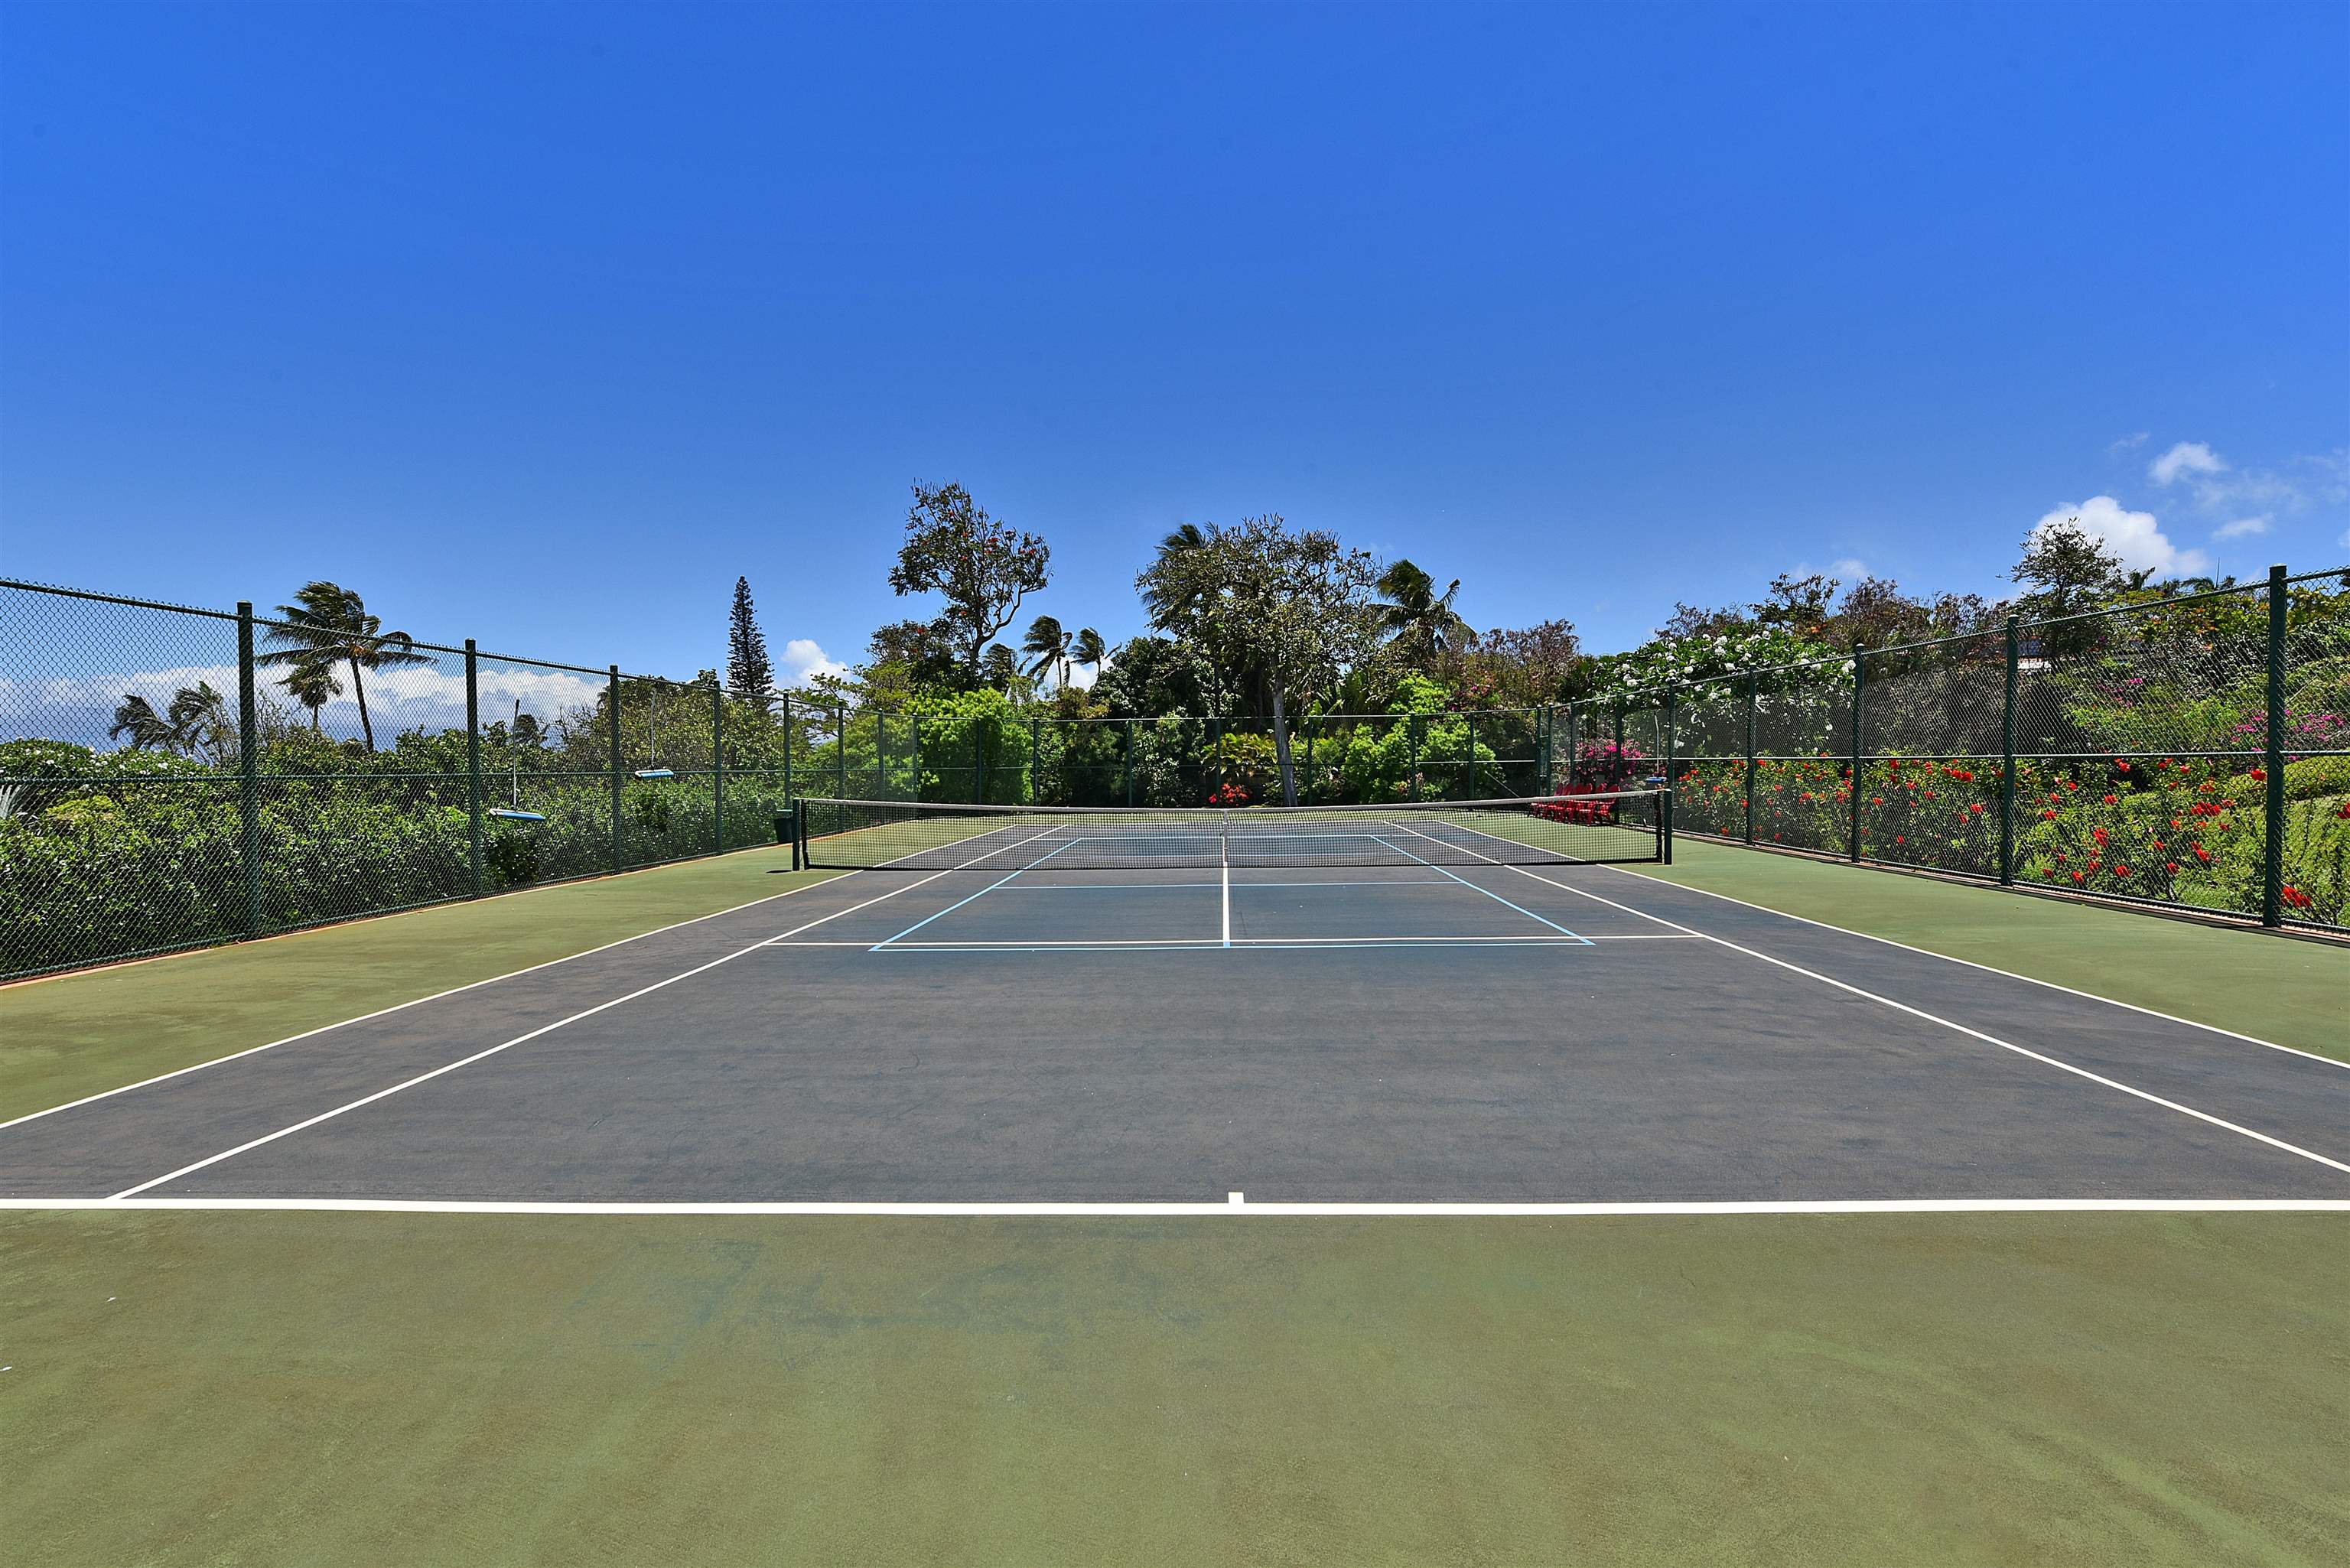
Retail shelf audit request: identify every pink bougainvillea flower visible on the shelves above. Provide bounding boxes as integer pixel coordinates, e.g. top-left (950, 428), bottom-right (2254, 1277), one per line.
top-left (2072, 870), bottom-right (2086, 883)
top-left (2166, 861), bottom-right (2179, 873)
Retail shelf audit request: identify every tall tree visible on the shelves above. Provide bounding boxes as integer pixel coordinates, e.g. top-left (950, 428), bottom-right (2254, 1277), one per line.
top-left (109, 695), bottom-right (176, 750)
top-left (1021, 614), bottom-right (1073, 685)
top-left (279, 657), bottom-right (343, 731)
top-left (256, 581), bottom-right (431, 752)
top-left (1069, 627), bottom-right (1105, 683)
top-left (2010, 516), bottom-right (2124, 619)
top-left (887, 482), bottom-right (1051, 683)
top-left (727, 576), bottom-right (774, 711)
top-left (1135, 515), bottom-right (1381, 805)
top-left (981, 643), bottom-right (1021, 691)
top-left (1375, 560), bottom-right (1472, 660)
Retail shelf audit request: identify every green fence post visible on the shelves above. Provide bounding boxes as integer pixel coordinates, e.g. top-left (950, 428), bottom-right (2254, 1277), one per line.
top-left (1663, 687), bottom-right (1677, 809)
top-left (608, 666), bottom-right (623, 872)
top-left (1849, 645), bottom-right (1866, 862)
top-left (1464, 710), bottom-right (1476, 800)
top-left (2000, 616), bottom-right (2018, 885)
top-left (912, 716), bottom-right (923, 802)
top-left (1565, 701), bottom-right (1578, 792)
top-left (1031, 717), bottom-right (1043, 805)
top-left (780, 690), bottom-right (793, 803)
top-left (1612, 706), bottom-right (1625, 792)
top-left (836, 707), bottom-right (848, 801)
top-left (1304, 716), bottom-right (1317, 805)
top-left (1125, 719), bottom-right (1137, 805)
top-left (236, 603), bottom-right (263, 935)
top-left (711, 678), bottom-right (725, 854)
top-left (1743, 674), bottom-right (1757, 844)
top-left (1407, 714), bottom-right (1420, 802)
top-left (977, 716), bottom-right (990, 804)
top-left (2263, 564), bottom-right (2288, 926)
top-left (465, 639), bottom-right (483, 894)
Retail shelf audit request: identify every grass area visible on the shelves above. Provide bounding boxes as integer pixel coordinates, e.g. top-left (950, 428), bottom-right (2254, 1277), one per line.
top-left (1622, 837), bottom-right (2350, 1062)
top-left (0, 846), bottom-right (841, 1120)
top-left (6, 1210), bottom-right (2343, 1566)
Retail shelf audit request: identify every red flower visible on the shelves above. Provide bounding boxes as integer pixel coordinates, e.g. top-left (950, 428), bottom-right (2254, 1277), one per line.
top-left (2072, 870), bottom-right (2085, 883)
top-left (2102, 794), bottom-right (2118, 805)
top-left (2165, 861), bottom-right (2179, 873)
top-left (2115, 865), bottom-right (2130, 877)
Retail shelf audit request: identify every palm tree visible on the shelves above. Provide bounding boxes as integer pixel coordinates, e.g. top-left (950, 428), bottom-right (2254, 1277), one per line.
top-left (1069, 627), bottom-right (1105, 685)
top-left (256, 581), bottom-right (432, 751)
top-left (1022, 614), bottom-right (1074, 686)
top-left (109, 695), bottom-right (175, 750)
top-left (1138, 523), bottom-right (1210, 630)
top-left (1376, 560), bottom-right (1471, 661)
top-left (279, 657), bottom-right (343, 731)
top-left (166, 682), bottom-right (236, 765)
top-left (981, 642), bottom-right (1020, 691)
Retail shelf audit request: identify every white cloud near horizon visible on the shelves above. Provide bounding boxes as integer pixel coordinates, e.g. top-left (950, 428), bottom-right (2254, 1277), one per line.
top-left (2212, 516), bottom-right (2270, 540)
top-left (2150, 441), bottom-right (2226, 486)
top-left (1830, 558), bottom-right (1870, 581)
top-left (2033, 496), bottom-right (2212, 578)
top-left (776, 638), bottom-right (848, 688)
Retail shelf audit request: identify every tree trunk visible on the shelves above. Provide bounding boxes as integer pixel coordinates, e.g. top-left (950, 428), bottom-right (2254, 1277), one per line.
top-left (350, 656), bottom-right (376, 751)
top-left (1271, 681), bottom-right (1298, 807)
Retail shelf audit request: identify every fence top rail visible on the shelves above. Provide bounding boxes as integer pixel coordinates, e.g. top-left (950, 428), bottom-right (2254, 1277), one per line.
top-left (2, 575), bottom-right (242, 623)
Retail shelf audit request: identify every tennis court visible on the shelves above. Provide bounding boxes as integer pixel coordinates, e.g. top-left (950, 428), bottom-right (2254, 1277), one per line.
top-left (5, 793), bottom-right (2345, 1210)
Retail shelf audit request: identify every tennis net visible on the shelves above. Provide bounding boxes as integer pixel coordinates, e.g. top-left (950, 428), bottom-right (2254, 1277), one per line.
top-left (795, 792), bottom-right (1669, 870)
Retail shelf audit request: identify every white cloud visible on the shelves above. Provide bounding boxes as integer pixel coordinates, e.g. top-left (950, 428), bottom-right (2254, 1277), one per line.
top-left (2032, 496), bottom-right (2212, 577)
top-left (776, 638), bottom-right (847, 688)
top-left (2339, 526), bottom-right (2350, 551)
top-left (2212, 516), bottom-right (2270, 540)
top-left (2108, 431), bottom-right (2150, 454)
top-left (1830, 558), bottom-right (1870, 580)
top-left (2150, 441), bottom-right (2227, 486)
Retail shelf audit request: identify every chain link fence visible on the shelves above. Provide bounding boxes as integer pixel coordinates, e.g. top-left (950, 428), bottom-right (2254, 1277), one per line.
top-left (1619, 566), bottom-right (2349, 935)
top-left (6, 568), bottom-right (2344, 978)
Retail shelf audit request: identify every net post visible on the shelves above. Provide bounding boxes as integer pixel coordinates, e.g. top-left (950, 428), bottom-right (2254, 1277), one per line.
top-left (1742, 674), bottom-right (1757, 844)
top-left (1848, 643), bottom-right (1865, 863)
top-left (2000, 616), bottom-right (2018, 886)
top-left (2263, 563), bottom-right (2288, 927)
top-left (711, 676), bottom-right (725, 854)
top-left (236, 603), bottom-right (264, 935)
top-left (608, 666), bottom-right (623, 872)
top-left (793, 797), bottom-right (807, 871)
top-left (465, 639), bottom-right (483, 896)
top-left (1660, 785), bottom-right (1673, 864)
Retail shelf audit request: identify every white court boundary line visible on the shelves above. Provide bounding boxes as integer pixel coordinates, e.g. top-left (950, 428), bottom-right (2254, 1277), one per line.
top-left (5, 1196), bottom-right (2345, 1216)
top-left (1390, 818), bottom-right (2350, 1178)
top-left (0, 869), bottom-right (861, 1135)
top-left (103, 828), bottom-right (1082, 1201)
top-left (1596, 864), bottom-right (2350, 1073)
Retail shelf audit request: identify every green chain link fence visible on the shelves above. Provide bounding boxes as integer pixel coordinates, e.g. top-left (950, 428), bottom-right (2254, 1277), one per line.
top-left (1611, 566), bottom-right (2350, 935)
top-left (5, 568), bottom-right (2344, 978)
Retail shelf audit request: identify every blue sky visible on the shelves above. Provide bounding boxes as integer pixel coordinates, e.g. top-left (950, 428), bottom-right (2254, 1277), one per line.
top-left (5, 1), bottom-right (2345, 690)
